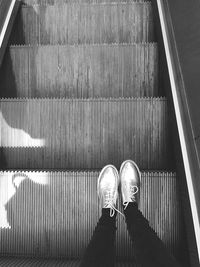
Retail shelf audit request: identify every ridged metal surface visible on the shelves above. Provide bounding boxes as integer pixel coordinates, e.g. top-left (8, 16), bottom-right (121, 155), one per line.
top-left (11, 2), bottom-right (154, 45)
top-left (0, 258), bottom-right (81, 267)
top-left (0, 98), bottom-right (173, 170)
top-left (0, 258), bottom-right (139, 267)
top-left (0, 44), bottom-right (158, 98)
top-left (22, 0), bottom-right (150, 5)
top-left (0, 171), bottom-right (183, 261)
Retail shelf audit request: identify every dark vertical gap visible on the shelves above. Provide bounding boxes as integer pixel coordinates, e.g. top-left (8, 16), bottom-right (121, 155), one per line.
top-left (0, 1), bottom-right (25, 98)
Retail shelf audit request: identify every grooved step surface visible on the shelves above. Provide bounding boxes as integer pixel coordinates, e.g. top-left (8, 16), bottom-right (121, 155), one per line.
top-left (0, 258), bottom-right (138, 267)
top-left (0, 98), bottom-right (173, 170)
top-left (22, 0), bottom-right (150, 4)
top-left (11, 3), bottom-right (154, 45)
top-left (0, 171), bottom-right (184, 262)
top-left (0, 44), bottom-right (158, 98)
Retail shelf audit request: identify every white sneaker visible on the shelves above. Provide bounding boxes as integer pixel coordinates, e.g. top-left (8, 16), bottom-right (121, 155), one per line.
top-left (120, 160), bottom-right (141, 209)
top-left (98, 165), bottom-right (122, 217)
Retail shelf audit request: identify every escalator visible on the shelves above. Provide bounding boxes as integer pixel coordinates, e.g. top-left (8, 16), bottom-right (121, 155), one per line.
top-left (0, 0), bottom-right (195, 266)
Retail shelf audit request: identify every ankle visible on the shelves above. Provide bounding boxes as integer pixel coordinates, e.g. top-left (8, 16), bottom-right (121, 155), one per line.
top-left (102, 208), bottom-right (117, 217)
top-left (99, 208), bottom-right (117, 226)
top-left (123, 201), bottom-right (138, 211)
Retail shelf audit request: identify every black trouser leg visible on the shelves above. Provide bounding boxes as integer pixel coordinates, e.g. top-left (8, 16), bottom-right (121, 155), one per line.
top-left (124, 202), bottom-right (181, 267)
top-left (80, 208), bottom-right (117, 267)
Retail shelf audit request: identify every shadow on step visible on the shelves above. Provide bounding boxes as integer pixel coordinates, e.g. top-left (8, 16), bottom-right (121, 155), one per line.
top-left (0, 49), bottom-right (18, 98)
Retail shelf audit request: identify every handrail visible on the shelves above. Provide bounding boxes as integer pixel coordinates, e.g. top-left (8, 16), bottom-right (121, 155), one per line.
top-left (156, 0), bottom-right (200, 263)
top-left (0, 0), bottom-right (19, 67)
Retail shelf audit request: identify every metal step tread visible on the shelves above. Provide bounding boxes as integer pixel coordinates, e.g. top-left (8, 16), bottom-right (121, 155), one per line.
top-left (0, 43), bottom-right (158, 98)
top-left (21, 1), bottom-right (152, 6)
top-left (9, 42), bottom-right (156, 47)
top-left (11, 2), bottom-right (154, 45)
top-left (0, 97), bottom-right (173, 170)
top-left (0, 258), bottom-right (139, 267)
top-left (8, 43), bottom-right (156, 51)
top-left (0, 170), bottom-right (184, 262)
top-left (21, 0), bottom-right (151, 6)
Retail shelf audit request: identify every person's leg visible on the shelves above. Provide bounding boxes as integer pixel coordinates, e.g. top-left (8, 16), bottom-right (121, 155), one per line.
top-left (80, 165), bottom-right (122, 267)
top-left (120, 160), bottom-right (181, 267)
top-left (80, 208), bottom-right (117, 267)
top-left (124, 202), bottom-right (181, 267)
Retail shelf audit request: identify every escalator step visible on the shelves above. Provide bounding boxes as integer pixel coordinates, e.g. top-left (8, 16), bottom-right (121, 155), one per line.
top-left (11, 2), bottom-right (154, 45)
top-left (0, 98), bottom-right (173, 170)
top-left (0, 44), bottom-right (158, 98)
top-left (0, 258), bottom-right (139, 267)
top-left (21, 0), bottom-right (150, 5)
top-left (0, 171), bottom-right (184, 261)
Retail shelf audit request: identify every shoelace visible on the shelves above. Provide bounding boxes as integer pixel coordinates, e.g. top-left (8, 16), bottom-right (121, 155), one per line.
top-left (103, 191), bottom-right (124, 217)
top-left (123, 185), bottom-right (139, 210)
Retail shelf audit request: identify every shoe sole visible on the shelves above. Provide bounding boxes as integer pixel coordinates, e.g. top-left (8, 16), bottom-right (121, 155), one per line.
top-left (119, 159), bottom-right (141, 184)
top-left (97, 164), bottom-right (119, 198)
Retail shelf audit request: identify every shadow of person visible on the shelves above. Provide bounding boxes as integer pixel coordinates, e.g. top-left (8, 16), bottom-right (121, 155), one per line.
top-left (2, 177), bottom-right (49, 256)
top-left (0, 172), bottom-right (49, 229)
top-left (6, 178), bottom-right (49, 229)
top-left (1, 172), bottom-right (99, 259)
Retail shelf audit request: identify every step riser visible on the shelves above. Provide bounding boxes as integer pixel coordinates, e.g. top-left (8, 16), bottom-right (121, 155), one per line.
top-left (0, 44), bottom-right (158, 98)
top-left (11, 3), bottom-right (154, 45)
top-left (0, 171), bottom-right (183, 260)
top-left (0, 98), bottom-right (172, 170)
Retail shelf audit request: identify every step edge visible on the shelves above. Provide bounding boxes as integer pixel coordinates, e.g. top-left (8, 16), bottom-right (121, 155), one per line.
top-left (0, 96), bottom-right (167, 101)
top-left (21, 1), bottom-right (152, 8)
top-left (0, 170), bottom-right (176, 175)
top-left (9, 42), bottom-right (158, 48)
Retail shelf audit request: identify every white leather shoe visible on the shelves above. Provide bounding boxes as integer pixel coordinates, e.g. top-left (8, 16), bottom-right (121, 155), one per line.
top-left (97, 165), bottom-right (122, 217)
top-left (120, 160), bottom-right (141, 209)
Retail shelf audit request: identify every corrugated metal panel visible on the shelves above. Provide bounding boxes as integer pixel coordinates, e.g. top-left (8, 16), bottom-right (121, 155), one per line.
top-left (0, 44), bottom-right (158, 98)
top-left (11, 3), bottom-right (154, 45)
top-left (0, 98), bottom-right (172, 170)
top-left (0, 171), bottom-right (183, 261)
